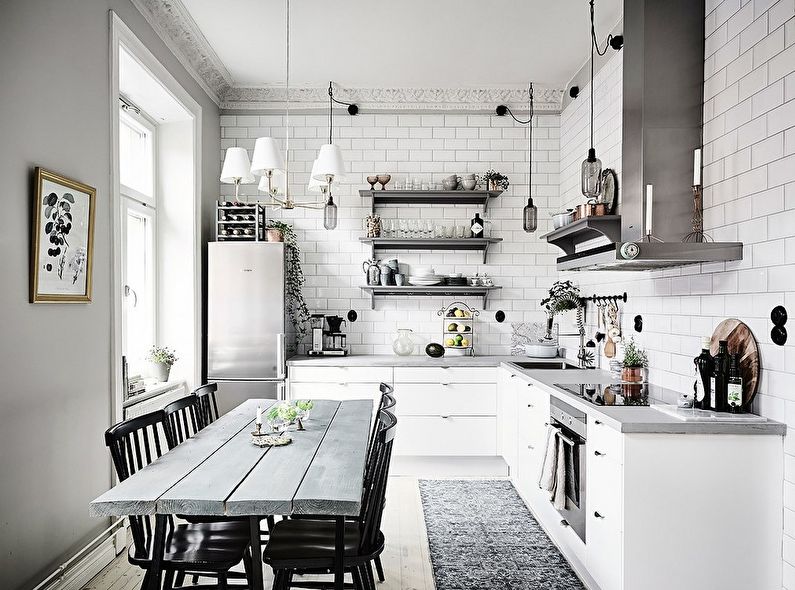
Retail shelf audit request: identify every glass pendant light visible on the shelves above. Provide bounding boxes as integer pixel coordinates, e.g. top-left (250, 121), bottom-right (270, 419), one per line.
top-left (581, 0), bottom-right (603, 198)
top-left (524, 83), bottom-right (538, 233)
top-left (323, 195), bottom-right (338, 229)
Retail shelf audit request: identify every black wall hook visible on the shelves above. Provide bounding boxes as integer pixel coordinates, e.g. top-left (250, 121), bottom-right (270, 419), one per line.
top-left (495, 310), bottom-right (506, 323)
top-left (634, 315), bottom-right (643, 333)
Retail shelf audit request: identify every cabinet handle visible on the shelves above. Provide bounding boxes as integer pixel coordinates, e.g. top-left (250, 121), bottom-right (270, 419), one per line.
top-left (527, 444), bottom-right (535, 450)
top-left (594, 511), bottom-right (604, 519)
top-left (510, 374), bottom-right (517, 378)
top-left (336, 382), bottom-right (348, 386)
top-left (527, 404), bottom-right (535, 408)
top-left (594, 450), bottom-right (606, 457)
top-left (594, 420), bottom-right (602, 425)
top-left (560, 519), bottom-right (570, 528)
top-left (440, 383), bottom-right (451, 386)
top-left (440, 415), bottom-right (451, 419)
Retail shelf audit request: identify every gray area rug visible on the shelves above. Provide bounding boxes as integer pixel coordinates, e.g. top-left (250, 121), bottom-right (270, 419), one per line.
top-left (418, 480), bottom-right (585, 590)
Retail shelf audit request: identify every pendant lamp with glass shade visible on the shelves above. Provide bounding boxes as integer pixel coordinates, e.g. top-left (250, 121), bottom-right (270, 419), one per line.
top-left (522, 83), bottom-right (538, 233)
top-left (581, 0), bottom-right (603, 199)
top-left (220, 147), bottom-right (255, 200)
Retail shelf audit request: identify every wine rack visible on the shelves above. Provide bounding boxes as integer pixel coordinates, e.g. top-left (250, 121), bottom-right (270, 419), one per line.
top-left (215, 201), bottom-right (265, 241)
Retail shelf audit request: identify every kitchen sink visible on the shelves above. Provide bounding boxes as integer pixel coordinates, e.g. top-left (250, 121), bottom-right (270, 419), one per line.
top-left (509, 360), bottom-right (580, 370)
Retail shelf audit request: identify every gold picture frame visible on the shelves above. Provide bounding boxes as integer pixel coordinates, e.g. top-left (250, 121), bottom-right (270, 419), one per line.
top-left (31, 167), bottom-right (96, 303)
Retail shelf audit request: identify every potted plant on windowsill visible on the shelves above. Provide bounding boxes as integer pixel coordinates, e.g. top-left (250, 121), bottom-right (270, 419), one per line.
top-left (621, 337), bottom-right (648, 383)
top-left (147, 346), bottom-right (178, 383)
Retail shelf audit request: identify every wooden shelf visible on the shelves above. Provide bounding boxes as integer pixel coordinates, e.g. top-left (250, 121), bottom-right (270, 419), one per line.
top-left (359, 189), bottom-right (503, 212)
top-left (359, 237), bottom-right (503, 263)
top-left (359, 285), bottom-right (501, 310)
top-left (540, 215), bottom-right (622, 257)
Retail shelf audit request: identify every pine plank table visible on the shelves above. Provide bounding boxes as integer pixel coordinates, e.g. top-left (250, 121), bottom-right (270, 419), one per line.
top-left (90, 398), bottom-right (372, 590)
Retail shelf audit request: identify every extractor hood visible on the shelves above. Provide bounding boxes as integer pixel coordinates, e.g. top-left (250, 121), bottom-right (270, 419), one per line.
top-left (547, 0), bottom-right (743, 271)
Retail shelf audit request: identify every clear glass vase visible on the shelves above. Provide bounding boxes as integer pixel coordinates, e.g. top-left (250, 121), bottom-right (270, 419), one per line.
top-left (392, 329), bottom-right (415, 356)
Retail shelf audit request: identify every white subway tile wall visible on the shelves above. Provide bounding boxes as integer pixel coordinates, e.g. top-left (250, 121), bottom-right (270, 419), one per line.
top-left (219, 113), bottom-right (561, 355)
top-left (561, 1), bottom-right (795, 585)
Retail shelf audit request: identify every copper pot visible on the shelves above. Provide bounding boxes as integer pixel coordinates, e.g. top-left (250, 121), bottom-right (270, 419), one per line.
top-left (574, 202), bottom-right (608, 220)
top-left (622, 367), bottom-right (644, 383)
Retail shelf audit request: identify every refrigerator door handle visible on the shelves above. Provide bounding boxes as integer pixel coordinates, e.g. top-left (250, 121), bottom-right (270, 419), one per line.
top-left (276, 333), bottom-right (286, 379)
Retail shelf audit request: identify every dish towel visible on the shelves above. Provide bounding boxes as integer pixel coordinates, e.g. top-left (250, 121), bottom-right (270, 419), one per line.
top-left (538, 425), bottom-right (569, 510)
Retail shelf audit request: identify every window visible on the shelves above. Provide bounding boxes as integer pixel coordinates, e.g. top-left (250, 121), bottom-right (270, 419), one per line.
top-left (120, 105), bottom-right (157, 375)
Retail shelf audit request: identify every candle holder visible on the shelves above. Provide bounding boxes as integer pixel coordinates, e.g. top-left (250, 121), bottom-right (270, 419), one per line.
top-left (682, 184), bottom-right (713, 243)
top-left (251, 422), bottom-right (292, 447)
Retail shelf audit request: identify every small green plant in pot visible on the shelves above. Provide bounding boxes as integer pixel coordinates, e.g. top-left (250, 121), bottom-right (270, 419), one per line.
top-left (480, 169), bottom-right (510, 191)
top-left (621, 337), bottom-right (648, 383)
top-left (147, 346), bottom-right (177, 383)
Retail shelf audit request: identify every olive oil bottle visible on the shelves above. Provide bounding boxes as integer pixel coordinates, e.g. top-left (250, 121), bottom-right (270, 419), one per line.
top-left (710, 340), bottom-right (729, 412)
top-left (727, 353), bottom-right (743, 413)
top-left (693, 337), bottom-right (713, 410)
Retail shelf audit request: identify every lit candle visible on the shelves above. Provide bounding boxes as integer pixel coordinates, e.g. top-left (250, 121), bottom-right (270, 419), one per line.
top-left (256, 406), bottom-right (262, 425)
top-left (645, 184), bottom-right (653, 234)
top-left (693, 148), bottom-right (702, 186)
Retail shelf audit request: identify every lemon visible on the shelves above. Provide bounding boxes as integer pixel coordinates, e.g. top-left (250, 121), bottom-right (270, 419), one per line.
top-left (445, 338), bottom-right (455, 346)
top-left (461, 338), bottom-right (470, 347)
top-left (454, 309), bottom-right (464, 318)
top-left (447, 323), bottom-right (458, 331)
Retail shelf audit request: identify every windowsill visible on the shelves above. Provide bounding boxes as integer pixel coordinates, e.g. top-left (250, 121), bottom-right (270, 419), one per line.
top-left (123, 379), bottom-right (186, 408)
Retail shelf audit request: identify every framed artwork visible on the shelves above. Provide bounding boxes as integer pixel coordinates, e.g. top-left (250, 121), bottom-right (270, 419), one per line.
top-left (31, 167), bottom-right (96, 303)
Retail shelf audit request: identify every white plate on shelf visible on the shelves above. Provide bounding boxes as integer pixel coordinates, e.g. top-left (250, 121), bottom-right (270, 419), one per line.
top-left (408, 277), bottom-right (442, 286)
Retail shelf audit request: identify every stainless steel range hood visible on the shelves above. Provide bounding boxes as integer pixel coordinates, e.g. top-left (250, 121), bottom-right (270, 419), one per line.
top-left (556, 242), bottom-right (745, 271)
top-left (548, 0), bottom-right (743, 271)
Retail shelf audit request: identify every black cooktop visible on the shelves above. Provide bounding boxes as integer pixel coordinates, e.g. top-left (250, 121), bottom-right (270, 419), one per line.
top-left (554, 382), bottom-right (669, 407)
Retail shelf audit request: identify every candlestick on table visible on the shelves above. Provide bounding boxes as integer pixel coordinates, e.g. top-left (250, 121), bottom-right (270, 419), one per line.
top-left (645, 184), bottom-right (653, 236)
top-left (256, 406), bottom-right (262, 426)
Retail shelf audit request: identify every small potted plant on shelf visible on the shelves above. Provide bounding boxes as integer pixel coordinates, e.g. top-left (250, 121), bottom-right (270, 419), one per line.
top-left (265, 219), bottom-right (288, 242)
top-left (621, 337), bottom-right (648, 383)
top-left (480, 169), bottom-right (510, 191)
top-left (146, 346), bottom-right (178, 383)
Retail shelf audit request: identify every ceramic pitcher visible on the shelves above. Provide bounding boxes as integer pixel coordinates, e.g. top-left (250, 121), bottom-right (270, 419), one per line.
top-left (362, 258), bottom-right (381, 286)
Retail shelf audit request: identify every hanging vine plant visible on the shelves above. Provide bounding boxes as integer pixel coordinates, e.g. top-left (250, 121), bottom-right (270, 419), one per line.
top-left (266, 220), bottom-right (311, 350)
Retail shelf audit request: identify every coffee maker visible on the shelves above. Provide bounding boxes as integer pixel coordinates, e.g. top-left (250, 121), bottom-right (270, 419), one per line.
top-left (308, 314), bottom-right (349, 356)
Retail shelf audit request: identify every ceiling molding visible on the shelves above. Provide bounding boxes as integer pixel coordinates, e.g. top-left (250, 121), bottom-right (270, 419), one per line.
top-left (221, 86), bottom-right (564, 113)
top-left (130, 0), bottom-right (233, 105)
top-left (131, 0), bottom-right (564, 113)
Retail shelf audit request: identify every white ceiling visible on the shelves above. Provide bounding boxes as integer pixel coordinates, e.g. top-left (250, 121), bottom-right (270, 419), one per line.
top-left (181, 0), bottom-right (622, 89)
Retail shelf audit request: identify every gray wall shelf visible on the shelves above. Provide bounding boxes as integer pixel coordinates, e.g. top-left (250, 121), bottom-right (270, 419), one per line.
top-left (359, 285), bottom-right (502, 310)
top-left (359, 237), bottom-right (503, 263)
top-left (359, 189), bottom-right (503, 212)
top-left (540, 215), bottom-right (622, 257)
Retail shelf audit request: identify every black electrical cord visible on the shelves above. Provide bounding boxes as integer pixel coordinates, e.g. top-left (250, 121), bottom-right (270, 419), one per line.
top-left (590, 0), bottom-right (620, 56)
top-left (497, 105), bottom-right (531, 125)
top-left (327, 80), bottom-right (358, 144)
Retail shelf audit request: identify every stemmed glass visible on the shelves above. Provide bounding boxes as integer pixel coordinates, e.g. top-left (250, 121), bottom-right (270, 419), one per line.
top-left (399, 220), bottom-right (408, 238)
top-left (425, 220), bottom-right (434, 238)
top-left (408, 219), bottom-right (418, 238)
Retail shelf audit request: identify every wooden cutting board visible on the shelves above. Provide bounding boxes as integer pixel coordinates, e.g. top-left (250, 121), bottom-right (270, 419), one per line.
top-left (710, 318), bottom-right (760, 408)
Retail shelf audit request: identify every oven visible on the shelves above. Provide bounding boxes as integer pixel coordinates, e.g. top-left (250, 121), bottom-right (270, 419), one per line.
top-left (549, 397), bottom-right (587, 542)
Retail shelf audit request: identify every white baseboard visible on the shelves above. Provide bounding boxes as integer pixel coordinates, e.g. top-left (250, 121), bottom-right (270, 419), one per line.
top-left (43, 536), bottom-right (116, 590)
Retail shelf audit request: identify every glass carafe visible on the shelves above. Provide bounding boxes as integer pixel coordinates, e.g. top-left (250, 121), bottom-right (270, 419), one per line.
top-left (392, 329), bottom-right (415, 356)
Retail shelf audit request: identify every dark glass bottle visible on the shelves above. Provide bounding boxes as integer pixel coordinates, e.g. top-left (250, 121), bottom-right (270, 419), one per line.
top-left (470, 213), bottom-right (484, 238)
top-left (727, 353), bottom-right (743, 413)
top-left (693, 337), bottom-right (713, 410)
top-left (710, 340), bottom-right (729, 412)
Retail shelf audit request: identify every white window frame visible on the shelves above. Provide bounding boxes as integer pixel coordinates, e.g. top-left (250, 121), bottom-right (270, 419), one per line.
top-left (119, 105), bottom-right (157, 208)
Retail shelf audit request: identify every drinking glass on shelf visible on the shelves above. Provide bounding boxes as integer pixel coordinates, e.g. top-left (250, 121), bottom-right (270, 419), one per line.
top-left (399, 219), bottom-right (408, 238)
top-left (424, 220), bottom-right (434, 238)
top-left (435, 224), bottom-right (445, 238)
top-left (456, 224), bottom-right (466, 238)
top-left (408, 219), bottom-right (418, 238)
top-left (445, 224), bottom-right (455, 238)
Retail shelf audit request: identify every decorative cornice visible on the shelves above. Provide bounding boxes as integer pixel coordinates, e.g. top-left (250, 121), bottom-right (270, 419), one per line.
top-left (130, 0), bottom-right (232, 105)
top-left (221, 86), bottom-right (564, 113)
top-left (131, 0), bottom-right (564, 113)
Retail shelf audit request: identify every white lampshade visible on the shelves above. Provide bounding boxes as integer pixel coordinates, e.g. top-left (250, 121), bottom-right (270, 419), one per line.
top-left (307, 159), bottom-right (329, 192)
top-left (312, 144), bottom-right (346, 181)
top-left (220, 147), bottom-right (255, 184)
top-left (258, 173), bottom-right (285, 194)
top-left (250, 137), bottom-right (285, 176)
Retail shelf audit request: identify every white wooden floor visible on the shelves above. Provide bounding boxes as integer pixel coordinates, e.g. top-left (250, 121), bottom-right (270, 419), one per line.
top-left (82, 477), bottom-right (436, 590)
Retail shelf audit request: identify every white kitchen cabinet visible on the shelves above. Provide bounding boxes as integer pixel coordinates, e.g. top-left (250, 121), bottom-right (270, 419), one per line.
top-left (513, 380), bottom-right (550, 500)
top-left (393, 383), bottom-right (496, 416)
top-left (289, 365), bottom-right (392, 385)
top-left (393, 415), bottom-right (497, 456)
top-left (497, 368), bottom-right (518, 470)
top-left (394, 366), bottom-right (496, 384)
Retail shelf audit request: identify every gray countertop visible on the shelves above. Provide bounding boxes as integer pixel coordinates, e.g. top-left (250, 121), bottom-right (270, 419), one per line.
top-left (286, 355), bottom-right (785, 435)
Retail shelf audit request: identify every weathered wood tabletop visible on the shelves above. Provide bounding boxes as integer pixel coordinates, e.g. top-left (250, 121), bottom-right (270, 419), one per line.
top-left (90, 397), bottom-right (373, 590)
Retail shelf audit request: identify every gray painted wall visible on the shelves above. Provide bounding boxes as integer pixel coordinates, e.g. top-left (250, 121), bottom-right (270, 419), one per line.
top-left (0, 2), bottom-right (219, 588)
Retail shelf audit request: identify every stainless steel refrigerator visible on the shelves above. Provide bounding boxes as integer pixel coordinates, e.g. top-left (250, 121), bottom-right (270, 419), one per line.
top-left (207, 242), bottom-right (286, 414)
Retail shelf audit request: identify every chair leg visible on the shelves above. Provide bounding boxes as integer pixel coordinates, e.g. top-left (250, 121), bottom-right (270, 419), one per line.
top-left (218, 572), bottom-right (228, 590)
top-left (266, 515), bottom-right (276, 533)
top-left (243, 547), bottom-right (253, 586)
top-left (174, 571), bottom-right (186, 587)
top-left (373, 556), bottom-right (385, 583)
top-left (365, 562), bottom-right (377, 589)
top-left (351, 566), bottom-right (365, 590)
top-left (192, 574), bottom-right (200, 585)
top-left (271, 569), bottom-right (284, 590)
top-left (163, 568), bottom-right (175, 590)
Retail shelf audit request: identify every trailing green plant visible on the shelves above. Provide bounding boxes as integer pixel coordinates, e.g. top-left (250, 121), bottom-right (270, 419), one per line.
top-left (295, 400), bottom-right (314, 412)
top-left (479, 169), bottom-right (510, 190)
top-left (622, 337), bottom-right (648, 368)
top-left (267, 401), bottom-right (299, 423)
top-left (540, 280), bottom-right (581, 315)
top-left (146, 346), bottom-right (178, 366)
top-left (266, 220), bottom-right (311, 349)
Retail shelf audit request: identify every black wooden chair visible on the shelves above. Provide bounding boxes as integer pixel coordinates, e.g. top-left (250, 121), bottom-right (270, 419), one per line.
top-left (263, 409), bottom-right (397, 590)
top-left (162, 394), bottom-right (205, 448)
top-left (104, 410), bottom-right (253, 590)
top-left (195, 382), bottom-right (221, 427)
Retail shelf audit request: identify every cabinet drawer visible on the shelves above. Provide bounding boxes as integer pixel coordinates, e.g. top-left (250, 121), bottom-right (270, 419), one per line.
top-left (394, 366), bottom-right (496, 384)
top-left (289, 382), bottom-right (381, 403)
top-left (392, 416), bottom-right (497, 456)
top-left (395, 383), bottom-right (496, 416)
top-left (587, 507), bottom-right (623, 590)
top-left (289, 366), bottom-right (392, 384)
top-left (589, 418), bottom-right (623, 465)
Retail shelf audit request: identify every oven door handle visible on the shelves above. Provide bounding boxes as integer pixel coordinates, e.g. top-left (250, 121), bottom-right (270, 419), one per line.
top-left (551, 425), bottom-right (580, 448)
